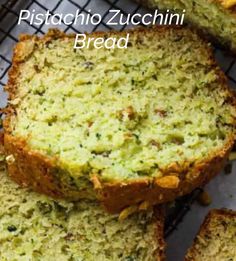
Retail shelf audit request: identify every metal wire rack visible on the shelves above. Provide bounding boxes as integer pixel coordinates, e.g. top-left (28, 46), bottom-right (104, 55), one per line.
top-left (0, 0), bottom-right (235, 238)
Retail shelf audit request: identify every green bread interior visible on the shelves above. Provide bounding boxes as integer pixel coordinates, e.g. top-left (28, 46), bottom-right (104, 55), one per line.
top-left (149, 0), bottom-right (236, 51)
top-left (10, 29), bottom-right (236, 185)
top-left (0, 168), bottom-right (159, 261)
top-left (191, 212), bottom-right (236, 260)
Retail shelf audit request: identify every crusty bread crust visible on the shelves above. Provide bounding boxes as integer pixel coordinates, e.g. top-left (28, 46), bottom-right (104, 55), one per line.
top-left (3, 27), bottom-right (236, 213)
top-left (185, 208), bottom-right (236, 261)
top-left (0, 162), bottom-right (166, 260)
top-left (96, 141), bottom-right (233, 212)
top-left (154, 206), bottom-right (166, 261)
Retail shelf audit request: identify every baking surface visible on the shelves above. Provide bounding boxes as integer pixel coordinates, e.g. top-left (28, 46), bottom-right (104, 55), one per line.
top-left (0, 0), bottom-right (235, 260)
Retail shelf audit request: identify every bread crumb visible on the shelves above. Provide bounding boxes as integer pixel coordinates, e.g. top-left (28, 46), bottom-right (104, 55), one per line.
top-left (197, 191), bottom-right (212, 206)
top-left (5, 155), bottom-right (15, 165)
top-left (229, 152), bottom-right (236, 161)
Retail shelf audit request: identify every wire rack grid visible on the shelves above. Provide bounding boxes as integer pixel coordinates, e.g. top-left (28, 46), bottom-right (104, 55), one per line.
top-left (0, 0), bottom-right (235, 238)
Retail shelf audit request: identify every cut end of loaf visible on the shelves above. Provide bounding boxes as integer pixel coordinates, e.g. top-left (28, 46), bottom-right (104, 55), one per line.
top-left (0, 166), bottom-right (165, 260)
top-left (185, 209), bottom-right (236, 261)
top-left (3, 26), bottom-right (236, 211)
top-left (138, 0), bottom-right (236, 53)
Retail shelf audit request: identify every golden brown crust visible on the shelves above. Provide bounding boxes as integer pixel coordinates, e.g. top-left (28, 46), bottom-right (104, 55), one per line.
top-left (4, 134), bottom-right (94, 200)
top-left (1, 137), bottom-right (166, 260)
top-left (0, 131), bottom-right (4, 151)
top-left (184, 209), bottom-right (236, 261)
top-left (97, 138), bottom-right (233, 212)
top-left (154, 206), bottom-right (166, 261)
top-left (0, 131), bottom-right (5, 169)
top-left (3, 27), bottom-right (236, 213)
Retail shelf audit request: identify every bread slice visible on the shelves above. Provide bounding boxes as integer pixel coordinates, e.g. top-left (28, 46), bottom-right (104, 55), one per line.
top-left (0, 165), bottom-right (165, 260)
top-left (185, 209), bottom-right (236, 261)
top-left (136, 0), bottom-right (236, 53)
top-left (3, 27), bottom-right (236, 213)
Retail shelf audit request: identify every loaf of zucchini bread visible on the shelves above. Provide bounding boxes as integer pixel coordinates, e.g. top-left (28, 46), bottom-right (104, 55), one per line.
top-left (4, 27), bottom-right (236, 213)
top-left (0, 164), bottom-right (165, 261)
top-left (136, 0), bottom-right (236, 53)
top-left (185, 209), bottom-right (236, 261)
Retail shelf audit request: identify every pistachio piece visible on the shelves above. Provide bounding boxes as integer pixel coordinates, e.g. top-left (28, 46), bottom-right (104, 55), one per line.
top-left (90, 175), bottom-right (102, 189)
top-left (155, 175), bottom-right (180, 189)
top-left (119, 205), bottom-right (138, 221)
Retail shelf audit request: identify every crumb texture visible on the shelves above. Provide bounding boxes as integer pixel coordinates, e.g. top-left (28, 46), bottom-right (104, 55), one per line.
top-left (145, 0), bottom-right (236, 51)
top-left (7, 28), bottom-right (236, 189)
top-left (186, 209), bottom-right (236, 261)
top-left (0, 168), bottom-right (160, 261)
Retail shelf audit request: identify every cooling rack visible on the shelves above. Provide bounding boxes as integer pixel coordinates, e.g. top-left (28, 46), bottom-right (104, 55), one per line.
top-left (0, 0), bottom-right (235, 239)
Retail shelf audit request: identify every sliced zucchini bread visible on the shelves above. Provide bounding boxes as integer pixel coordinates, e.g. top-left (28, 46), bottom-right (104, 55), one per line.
top-left (4, 27), bottom-right (236, 213)
top-left (185, 209), bottom-right (236, 261)
top-left (0, 165), bottom-right (165, 261)
top-left (136, 0), bottom-right (236, 53)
